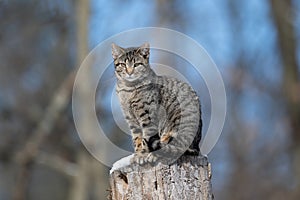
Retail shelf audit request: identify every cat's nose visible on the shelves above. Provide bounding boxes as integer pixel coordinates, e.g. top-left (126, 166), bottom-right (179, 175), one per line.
top-left (126, 66), bottom-right (134, 75)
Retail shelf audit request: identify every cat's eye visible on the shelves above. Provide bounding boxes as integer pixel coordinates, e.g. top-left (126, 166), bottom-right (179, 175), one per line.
top-left (115, 67), bottom-right (122, 72)
top-left (134, 63), bottom-right (143, 67)
top-left (116, 63), bottom-right (126, 68)
top-left (115, 63), bottom-right (125, 73)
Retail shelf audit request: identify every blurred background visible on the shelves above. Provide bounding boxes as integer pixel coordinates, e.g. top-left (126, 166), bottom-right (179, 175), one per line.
top-left (0, 0), bottom-right (299, 199)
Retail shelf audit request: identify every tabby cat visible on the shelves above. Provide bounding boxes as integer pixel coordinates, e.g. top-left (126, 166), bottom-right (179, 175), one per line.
top-left (112, 42), bottom-right (202, 165)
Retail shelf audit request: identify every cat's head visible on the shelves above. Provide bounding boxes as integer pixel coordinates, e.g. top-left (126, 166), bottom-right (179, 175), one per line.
top-left (111, 43), bottom-right (151, 82)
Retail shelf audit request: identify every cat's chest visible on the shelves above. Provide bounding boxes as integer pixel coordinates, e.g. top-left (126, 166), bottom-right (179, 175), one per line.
top-left (117, 86), bottom-right (160, 108)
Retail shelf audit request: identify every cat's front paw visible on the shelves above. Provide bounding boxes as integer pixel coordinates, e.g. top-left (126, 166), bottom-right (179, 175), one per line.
top-left (145, 152), bottom-right (158, 164)
top-left (134, 137), bottom-right (149, 153)
top-left (130, 153), bottom-right (147, 165)
top-left (133, 136), bottom-right (143, 153)
top-left (140, 138), bottom-right (150, 153)
top-left (131, 152), bottom-right (158, 165)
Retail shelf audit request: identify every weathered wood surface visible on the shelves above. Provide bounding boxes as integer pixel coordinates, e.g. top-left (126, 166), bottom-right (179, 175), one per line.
top-left (109, 156), bottom-right (213, 200)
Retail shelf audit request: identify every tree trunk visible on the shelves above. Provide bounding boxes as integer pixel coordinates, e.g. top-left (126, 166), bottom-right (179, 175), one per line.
top-left (270, 0), bottom-right (300, 195)
top-left (109, 156), bottom-right (213, 200)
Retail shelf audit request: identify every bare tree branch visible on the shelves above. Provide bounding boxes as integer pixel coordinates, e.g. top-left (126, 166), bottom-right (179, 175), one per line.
top-left (36, 152), bottom-right (78, 177)
top-left (13, 71), bottom-right (75, 200)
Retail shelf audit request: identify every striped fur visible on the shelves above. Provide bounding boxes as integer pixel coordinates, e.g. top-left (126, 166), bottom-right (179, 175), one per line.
top-left (112, 43), bottom-right (202, 165)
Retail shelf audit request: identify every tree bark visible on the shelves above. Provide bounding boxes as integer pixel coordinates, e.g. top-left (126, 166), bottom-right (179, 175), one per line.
top-left (270, 0), bottom-right (300, 195)
top-left (109, 156), bottom-right (213, 200)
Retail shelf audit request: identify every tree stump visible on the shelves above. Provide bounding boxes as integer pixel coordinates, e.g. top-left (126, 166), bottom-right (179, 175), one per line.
top-left (109, 155), bottom-right (213, 200)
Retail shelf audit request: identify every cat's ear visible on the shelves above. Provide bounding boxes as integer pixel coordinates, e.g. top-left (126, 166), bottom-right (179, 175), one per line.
top-left (111, 43), bottom-right (125, 59)
top-left (138, 42), bottom-right (150, 58)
